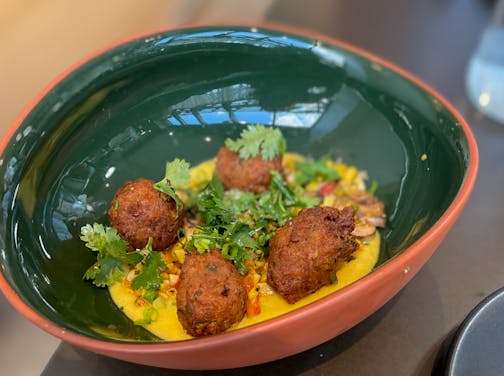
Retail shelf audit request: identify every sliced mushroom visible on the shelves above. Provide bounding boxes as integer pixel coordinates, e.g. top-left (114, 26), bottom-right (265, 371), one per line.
top-left (350, 191), bottom-right (377, 206)
top-left (358, 202), bottom-right (385, 218)
top-left (366, 216), bottom-right (386, 228)
top-left (352, 221), bottom-right (376, 237)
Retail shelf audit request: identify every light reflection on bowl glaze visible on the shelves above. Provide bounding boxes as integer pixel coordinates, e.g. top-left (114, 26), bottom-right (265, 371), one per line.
top-left (0, 25), bottom-right (477, 369)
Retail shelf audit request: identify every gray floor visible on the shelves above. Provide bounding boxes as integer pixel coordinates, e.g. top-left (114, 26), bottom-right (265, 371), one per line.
top-left (0, 293), bottom-right (60, 374)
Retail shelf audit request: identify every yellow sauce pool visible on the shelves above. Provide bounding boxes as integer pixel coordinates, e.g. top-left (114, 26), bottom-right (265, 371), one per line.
top-left (108, 153), bottom-right (381, 341)
top-left (109, 233), bottom-right (379, 340)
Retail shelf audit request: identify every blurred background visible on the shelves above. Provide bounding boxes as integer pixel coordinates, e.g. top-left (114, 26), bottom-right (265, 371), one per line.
top-left (1, 1), bottom-right (278, 374)
top-left (0, 0), bottom-right (499, 374)
top-left (0, 0), bottom-right (276, 136)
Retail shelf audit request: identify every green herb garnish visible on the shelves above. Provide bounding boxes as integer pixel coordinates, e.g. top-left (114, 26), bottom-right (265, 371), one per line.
top-left (130, 238), bottom-right (166, 302)
top-left (190, 222), bottom-right (259, 274)
top-left (134, 306), bottom-right (159, 326)
top-left (186, 171), bottom-right (319, 274)
top-left (249, 171), bottom-right (318, 226)
top-left (225, 124), bottom-right (286, 161)
top-left (154, 158), bottom-right (191, 213)
top-left (367, 180), bottom-right (379, 195)
top-left (81, 223), bottom-right (144, 287)
top-left (329, 273), bottom-right (338, 284)
top-left (294, 157), bottom-right (340, 186)
top-left (81, 226), bottom-right (164, 293)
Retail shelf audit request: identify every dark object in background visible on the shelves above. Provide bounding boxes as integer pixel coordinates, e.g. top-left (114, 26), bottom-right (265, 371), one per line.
top-left (433, 287), bottom-right (504, 376)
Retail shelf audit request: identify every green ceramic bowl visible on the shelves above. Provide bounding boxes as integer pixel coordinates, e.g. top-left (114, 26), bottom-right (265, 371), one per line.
top-left (0, 25), bottom-right (477, 369)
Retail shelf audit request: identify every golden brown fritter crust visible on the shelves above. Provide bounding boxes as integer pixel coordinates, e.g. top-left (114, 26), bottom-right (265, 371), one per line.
top-left (176, 249), bottom-right (247, 337)
top-left (267, 206), bottom-right (358, 304)
top-left (214, 146), bottom-right (282, 193)
top-left (108, 178), bottom-right (183, 251)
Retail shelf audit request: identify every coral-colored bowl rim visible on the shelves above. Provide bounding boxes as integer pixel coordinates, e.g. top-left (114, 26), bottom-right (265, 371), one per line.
top-left (0, 23), bottom-right (478, 361)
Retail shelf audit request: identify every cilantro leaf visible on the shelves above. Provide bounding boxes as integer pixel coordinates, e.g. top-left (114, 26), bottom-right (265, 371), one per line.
top-left (187, 170), bottom-right (319, 274)
top-left (294, 157), bottom-right (340, 186)
top-left (196, 174), bottom-right (232, 226)
top-left (131, 252), bottom-right (166, 292)
top-left (84, 258), bottom-right (125, 287)
top-left (222, 189), bottom-right (257, 222)
top-left (81, 223), bottom-right (143, 287)
top-left (163, 158), bottom-right (191, 187)
top-left (154, 158), bottom-right (191, 212)
top-left (295, 193), bottom-right (321, 208)
top-left (225, 124), bottom-right (286, 161)
top-left (131, 239), bottom-right (166, 300)
top-left (249, 171), bottom-right (320, 225)
top-left (188, 221), bottom-right (259, 274)
top-left (80, 223), bottom-right (128, 253)
top-left (232, 226), bottom-right (259, 249)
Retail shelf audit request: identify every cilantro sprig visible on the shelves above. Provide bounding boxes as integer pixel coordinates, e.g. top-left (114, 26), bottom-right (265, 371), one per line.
top-left (252, 171), bottom-right (320, 225)
top-left (225, 124), bottom-right (286, 161)
top-left (187, 171), bottom-right (319, 273)
top-left (294, 157), bottom-right (340, 186)
top-left (81, 225), bottom-right (166, 301)
top-left (154, 158), bottom-right (191, 212)
top-left (81, 223), bottom-right (145, 287)
top-left (130, 238), bottom-right (166, 302)
top-left (190, 222), bottom-right (260, 274)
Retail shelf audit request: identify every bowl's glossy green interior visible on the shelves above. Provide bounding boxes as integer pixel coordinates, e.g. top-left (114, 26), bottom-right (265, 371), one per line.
top-left (0, 27), bottom-right (469, 342)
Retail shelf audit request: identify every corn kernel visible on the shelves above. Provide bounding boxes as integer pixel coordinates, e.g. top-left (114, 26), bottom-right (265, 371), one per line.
top-left (173, 248), bottom-right (185, 264)
top-left (168, 274), bottom-right (179, 287)
top-left (322, 195), bottom-right (335, 207)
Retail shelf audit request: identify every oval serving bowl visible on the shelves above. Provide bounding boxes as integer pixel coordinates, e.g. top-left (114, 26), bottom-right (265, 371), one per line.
top-left (0, 25), bottom-right (477, 369)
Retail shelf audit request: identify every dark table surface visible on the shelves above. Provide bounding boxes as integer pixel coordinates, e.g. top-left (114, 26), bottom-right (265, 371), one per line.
top-left (43, 1), bottom-right (504, 375)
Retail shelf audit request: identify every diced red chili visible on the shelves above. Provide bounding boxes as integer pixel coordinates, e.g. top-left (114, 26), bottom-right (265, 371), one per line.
top-left (320, 182), bottom-right (337, 196)
top-left (246, 296), bottom-right (261, 317)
